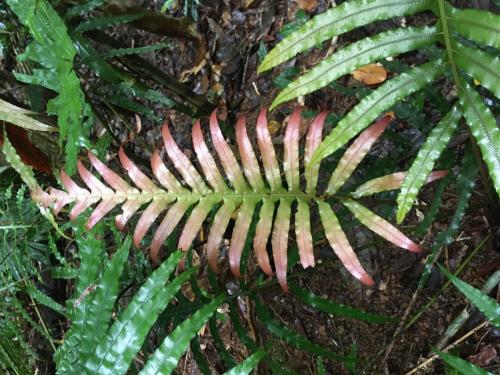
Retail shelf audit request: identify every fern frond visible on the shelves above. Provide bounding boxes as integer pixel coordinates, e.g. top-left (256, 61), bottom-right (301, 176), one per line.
top-left (34, 109), bottom-right (445, 291)
top-left (257, 0), bottom-right (432, 73)
top-left (261, 0), bottom-right (500, 222)
top-left (271, 26), bottom-right (441, 109)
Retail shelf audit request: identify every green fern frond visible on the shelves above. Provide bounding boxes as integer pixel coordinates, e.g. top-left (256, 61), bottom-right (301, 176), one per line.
top-left (6, 0), bottom-right (92, 175)
top-left (259, 0), bottom-right (500, 222)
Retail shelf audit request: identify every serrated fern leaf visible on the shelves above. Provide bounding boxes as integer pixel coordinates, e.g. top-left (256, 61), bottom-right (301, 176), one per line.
top-left (223, 348), bottom-right (266, 375)
top-left (7, 0), bottom-right (91, 175)
top-left (78, 236), bottom-right (132, 366)
top-left (453, 42), bottom-right (500, 100)
top-left (138, 294), bottom-right (224, 375)
top-left (447, 6), bottom-right (500, 50)
top-left (434, 349), bottom-right (494, 375)
top-left (262, 0), bottom-right (500, 204)
top-left (35, 109), bottom-right (435, 291)
top-left (418, 148), bottom-right (478, 288)
top-left (458, 81), bottom-right (500, 197)
top-left (309, 58), bottom-right (446, 167)
top-left (270, 26), bottom-right (441, 109)
top-left (258, 0), bottom-right (432, 73)
top-left (439, 266), bottom-right (500, 329)
top-left (396, 105), bottom-right (461, 223)
top-left (74, 13), bottom-right (145, 34)
top-left (84, 251), bottom-right (193, 375)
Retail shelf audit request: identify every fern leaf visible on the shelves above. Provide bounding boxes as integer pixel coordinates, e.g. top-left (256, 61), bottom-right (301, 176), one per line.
top-left (138, 294), bottom-right (225, 375)
top-left (458, 81), bottom-right (500, 197)
top-left (257, 0), bottom-right (432, 73)
top-left (434, 349), bottom-right (494, 375)
top-left (84, 251), bottom-right (194, 375)
top-left (223, 349), bottom-right (266, 375)
top-left (35, 109), bottom-right (427, 290)
top-left (304, 111), bottom-right (327, 193)
top-left (438, 265), bottom-right (500, 329)
top-left (289, 282), bottom-right (394, 323)
top-left (309, 58), bottom-right (446, 167)
top-left (254, 297), bottom-right (351, 363)
top-left (447, 6), bottom-right (500, 49)
top-left (74, 14), bottom-right (145, 34)
top-left (79, 236), bottom-right (132, 365)
top-left (0, 98), bottom-right (57, 132)
top-left (396, 105), bottom-right (461, 223)
top-left (327, 112), bottom-right (393, 194)
top-left (317, 200), bottom-right (374, 285)
top-left (271, 26), bottom-right (441, 108)
top-left (418, 148), bottom-right (478, 288)
top-left (341, 198), bottom-right (421, 253)
top-left (354, 171), bottom-right (447, 198)
top-left (453, 42), bottom-right (500, 100)
top-left (7, 0), bottom-right (91, 175)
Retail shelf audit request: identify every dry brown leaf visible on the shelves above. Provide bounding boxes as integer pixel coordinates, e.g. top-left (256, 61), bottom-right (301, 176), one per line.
top-left (352, 63), bottom-right (388, 85)
top-left (296, 0), bottom-right (318, 12)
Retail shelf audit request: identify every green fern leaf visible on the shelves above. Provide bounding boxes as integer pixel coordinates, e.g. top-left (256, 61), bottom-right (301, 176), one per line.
top-left (254, 297), bottom-right (350, 363)
top-left (223, 349), bottom-right (266, 375)
top-left (74, 14), bottom-right (145, 33)
top-left (435, 349), bottom-right (493, 375)
top-left (418, 148), bottom-right (477, 288)
top-left (79, 236), bottom-right (132, 365)
top-left (258, 0), bottom-right (432, 73)
top-left (309, 58), bottom-right (446, 167)
top-left (7, 0), bottom-right (91, 175)
top-left (139, 294), bottom-right (225, 375)
top-left (289, 282), bottom-right (394, 323)
top-left (458, 81), bottom-right (500, 197)
top-left (438, 266), bottom-right (500, 329)
top-left (447, 6), bottom-right (500, 49)
top-left (270, 26), bottom-right (441, 109)
top-left (396, 105), bottom-right (461, 223)
top-left (84, 251), bottom-right (193, 375)
top-left (453, 42), bottom-right (500, 100)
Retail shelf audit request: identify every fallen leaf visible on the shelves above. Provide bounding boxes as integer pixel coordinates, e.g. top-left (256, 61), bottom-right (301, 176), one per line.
top-left (296, 0), bottom-right (318, 12)
top-left (352, 63), bottom-right (388, 85)
top-left (467, 345), bottom-right (497, 367)
top-left (0, 124), bottom-right (51, 174)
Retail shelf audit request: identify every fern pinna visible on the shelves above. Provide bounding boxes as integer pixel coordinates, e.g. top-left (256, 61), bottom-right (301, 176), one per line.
top-left (33, 108), bottom-right (446, 290)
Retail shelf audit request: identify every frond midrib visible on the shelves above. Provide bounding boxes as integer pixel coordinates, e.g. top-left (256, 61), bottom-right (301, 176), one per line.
top-left (48, 190), bottom-right (321, 201)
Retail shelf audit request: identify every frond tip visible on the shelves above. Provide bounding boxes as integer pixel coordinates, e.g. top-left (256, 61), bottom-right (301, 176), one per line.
top-left (33, 109), bottom-right (445, 291)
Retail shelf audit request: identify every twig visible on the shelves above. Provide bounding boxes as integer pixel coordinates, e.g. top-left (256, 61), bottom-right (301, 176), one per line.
top-left (404, 321), bottom-right (489, 375)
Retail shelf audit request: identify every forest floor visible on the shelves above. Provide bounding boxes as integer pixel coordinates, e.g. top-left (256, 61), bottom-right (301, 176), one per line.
top-left (2, 0), bottom-right (499, 374)
top-left (131, 1), bottom-right (499, 374)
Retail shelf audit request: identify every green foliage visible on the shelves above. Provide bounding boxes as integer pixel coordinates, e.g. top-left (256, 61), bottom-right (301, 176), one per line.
top-left (439, 266), bottom-right (500, 329)
top-left (7, 0), bottom-right (92, 175)
top-left (223, 348), bottom-right (266, 375)
top-left (53, 225), bottom-right (224, 375)
top-left (289, 282), bottom-right (394, 323)
top-left (260, 0), bottom-right (500, 221)
top-left (0, 184), bottom-right (53, 375)
top-left (397, 106), bottom-right (461, 223)
top-left (434, 349), bottom-right (494, 375)
top-left (419, 148), bottom-right (478, 288)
